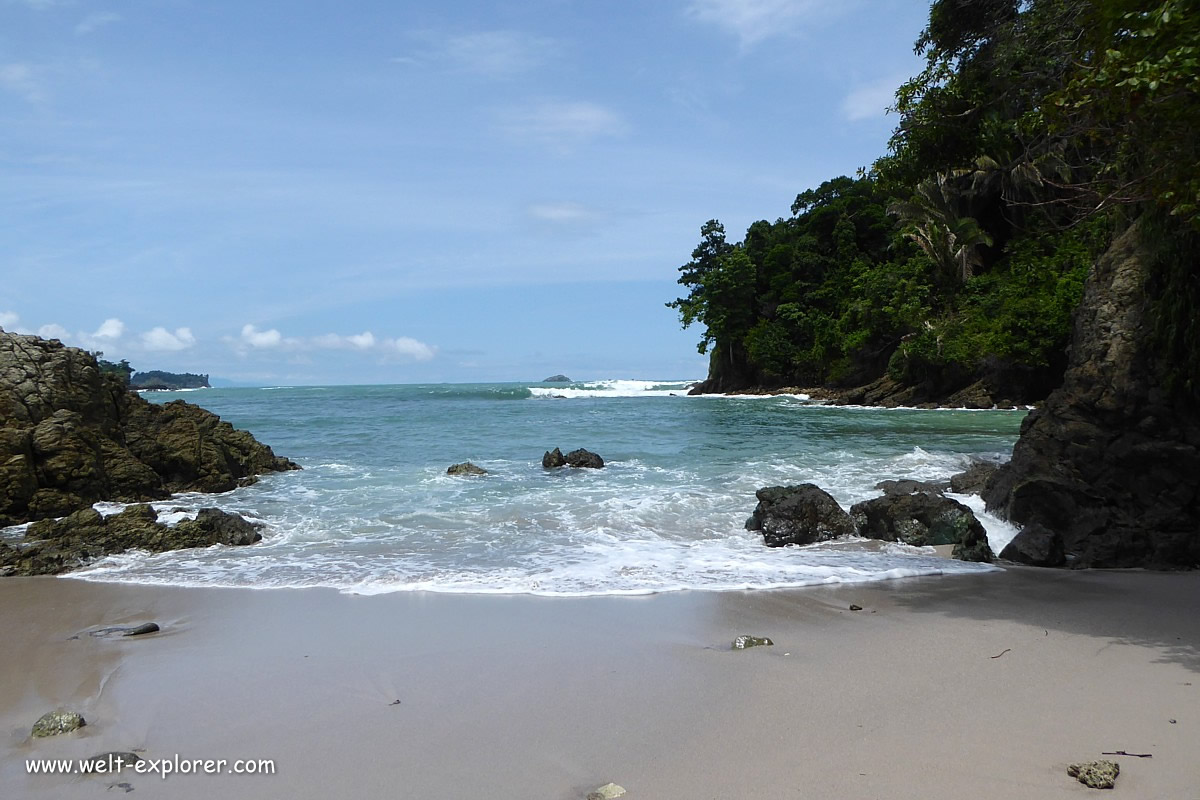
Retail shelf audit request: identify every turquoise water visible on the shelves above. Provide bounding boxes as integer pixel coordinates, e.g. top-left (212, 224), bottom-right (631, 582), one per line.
top-left (69, 380), bottom-right (1026, 595)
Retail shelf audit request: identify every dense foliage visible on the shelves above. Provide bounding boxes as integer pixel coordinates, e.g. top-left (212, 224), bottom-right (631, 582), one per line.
top-left (130, 371), bottom-right (210, 390)
top-left (671, 0), bottom-right (1199, 400)
top-left (96, 356), bottom-right (133, 386)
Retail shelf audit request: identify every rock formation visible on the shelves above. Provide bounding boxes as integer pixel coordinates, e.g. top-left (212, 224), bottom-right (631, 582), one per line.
top-left (745, 484), bottom-right (856, 546)
top-left (850, 491), bottom-right (992, 562)
top-left (0, 330), bottom-right (298, 528)
top-left (983, 222), bottom-right (1200, 568)
top-left (542, 447), bottom-right (604, 469)
top-left (1, 505), bottom-right (263, 576)
top-left (447, 462), bottom-right (488, 476)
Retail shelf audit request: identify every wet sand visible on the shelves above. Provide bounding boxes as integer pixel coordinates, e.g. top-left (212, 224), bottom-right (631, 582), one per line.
top-left (2, 568), bottom-right (1197, 799)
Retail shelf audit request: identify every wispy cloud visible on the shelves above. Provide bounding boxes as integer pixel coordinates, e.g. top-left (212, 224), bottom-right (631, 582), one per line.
top-left (0, 310), bottom-right (21, 330)
top-left (500, 101), bottom-right (628, 151)
top-left (75, 11), bottom-right (121, 36)
top-left (235, 325), bottom-right (434, 361)
top-left (841, 74), bottom-right (904, 121)
top-left (686, 0), bottom-right (847, 46)
top-left (528, 202), bottom-right (595, 223)
top-left (399, 30), bottom-right (558, 77)
top-left (141, 326), bottom-right (195, 351)
top-left (0, 63), bottom-right (45, 103)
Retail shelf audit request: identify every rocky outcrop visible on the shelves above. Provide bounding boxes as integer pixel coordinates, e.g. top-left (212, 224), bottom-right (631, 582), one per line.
top-left (983, 222), bottom-right (1200, 568)
top-left (875, 478), bottom-right (949, 496)
top-left (1, 504), bottom-right (263, 576)
top-left (745, 484), bottom-right (856, 546)
top-left (542, 447), bottom-right (604, 469)
top-left (850, 491), bottom-right (993, 562)
top-left (949, 461), bottom-right (1000, 495)
top-left (0, 330), bottom-right (298, 527)
top-left (542, 375), bottom-right (571, 383)
top-left (447, 462), bottom-right (487, 476)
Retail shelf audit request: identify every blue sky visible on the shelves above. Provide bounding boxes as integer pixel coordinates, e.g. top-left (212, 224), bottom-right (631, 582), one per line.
top-left (1, 0), bottom-right (928, 385)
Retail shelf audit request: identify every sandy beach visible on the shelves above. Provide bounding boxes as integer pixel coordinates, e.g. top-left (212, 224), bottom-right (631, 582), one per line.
top-left (2, 568), bottom-right (1197, 799)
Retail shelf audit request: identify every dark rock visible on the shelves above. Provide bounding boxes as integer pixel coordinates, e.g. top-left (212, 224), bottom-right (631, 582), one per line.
top-left (542, 448), bottom-right (566, 468)
top-left (82, 752), bottom-right (143, 773)
top-left (175, 508), bottom-right (263, 546)
top-left (849, 604), bottom-right (863, 611)
top-left (1067, 760), bottom-right (1119, 789)
top-left (87, 622), bottom-right (161, 638)
top-left (999, 523), bottom-right (1065, 566)
top-left (732, 635), bottom-right (773, 650)
top-left (32, 710), bottom-right (85, 738)
top-left (2, 505), bottom-right (263, 576)
top-left (0, 330), bottom-right (299, 529)
top-left (875, 479), bottom-right (948, 496)
top-left (983, 222), bottom-right (1200, 568)
top-left (447, 462), bottom-right (487, 476)
top-left (947, 380), bottom-right (994, 409)
top-left (850, 492), bottom-right (993, 562)
top-left (949, 461), bottom-right (1000, 495)
top-left (542, 375), bottom-right (571, 383)
top-left (746, 484), bottom-right (855, 547)
top-left (564, 448), bottom-right (604, 469)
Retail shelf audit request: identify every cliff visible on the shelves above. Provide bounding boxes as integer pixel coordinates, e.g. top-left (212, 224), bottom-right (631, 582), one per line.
top-left (983, 222), bottom-right (1200, 568)
top-left (0, 330), bottom-right (298, 528)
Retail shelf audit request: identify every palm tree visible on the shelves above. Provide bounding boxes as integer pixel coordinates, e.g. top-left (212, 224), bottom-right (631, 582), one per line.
top-left (888, 173), bottom-right (994, 283)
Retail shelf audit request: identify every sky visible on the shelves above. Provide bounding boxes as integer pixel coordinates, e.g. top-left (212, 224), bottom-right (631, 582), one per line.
top-left (1, 0), bottom-right (929, 385)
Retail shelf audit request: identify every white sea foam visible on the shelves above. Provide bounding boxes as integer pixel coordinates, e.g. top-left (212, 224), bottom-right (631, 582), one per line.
top-left (949, 492), bottom-right (1020, 556)
top-left (529, 379), bottom-right (696, 398)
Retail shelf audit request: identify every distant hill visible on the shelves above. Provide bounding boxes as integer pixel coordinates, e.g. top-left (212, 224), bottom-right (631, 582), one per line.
top-left (130, 370), bottom-right (210, 390)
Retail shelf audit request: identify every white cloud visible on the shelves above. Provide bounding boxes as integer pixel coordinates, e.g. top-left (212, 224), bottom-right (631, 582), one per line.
top-left (686, 0), bottom-right (844, 46)
top-left (0, 63), bottom-right (44, 103)
top-left (384, 337), bottom-right (435, 361)
top-left (93, 317), bottom-right (125, 339)
top-left (236, 326), bottom-right (433, 361)
top-left (313, 331), bottom-right (376, 349)
top-left (241, 324), bottom-right (283, 348)
top-left (75, 12), bottom-right (121, 36)
top-left (841, 74), bottom-right (904, 121)
top-left (0, 310), bottom-right (20, 329)
top-left (142, 326), bottom-right (196, 351)
top-left (37, 323), bottom-right (70, 340)
top-left (501, 101), bottom-right (628, 149)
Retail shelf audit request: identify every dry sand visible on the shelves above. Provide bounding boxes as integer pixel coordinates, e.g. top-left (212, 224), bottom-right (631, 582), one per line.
top-left (1, 568), bottom-right (1197, 799)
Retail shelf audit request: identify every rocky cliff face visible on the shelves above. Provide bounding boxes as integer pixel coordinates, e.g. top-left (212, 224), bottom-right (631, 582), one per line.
top-left (983, 222), bottom-right (1200, 568)
top-left (1, 330), bottom-right (298, 527)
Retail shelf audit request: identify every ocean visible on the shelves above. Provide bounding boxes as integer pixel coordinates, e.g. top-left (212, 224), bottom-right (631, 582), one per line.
top-left (68, 380), bottom-right (1026, 595)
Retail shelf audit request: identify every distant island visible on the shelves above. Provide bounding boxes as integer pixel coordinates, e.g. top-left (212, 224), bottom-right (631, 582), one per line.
top-left (131, 370), bottom-right (210, 390)
top-left (542, 374), bottom-right (571, 383)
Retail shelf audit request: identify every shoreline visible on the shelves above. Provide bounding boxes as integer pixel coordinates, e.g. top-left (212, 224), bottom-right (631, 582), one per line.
top-left (3, 569), bottom-right (1197, 799)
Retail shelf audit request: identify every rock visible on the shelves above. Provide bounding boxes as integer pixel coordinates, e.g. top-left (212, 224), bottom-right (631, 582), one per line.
top-left (850, 492), bottom-right (993, 562)
top-left (875, 479), bottom-right (948, 496)
top-left (82, 752), bottom-right (143, 773)
top-left (849, 604), bottom-right (863, 611)
top-left (88, 622), bottom-right (160, 638)
top-left (1067, 760), bottom-right (1119, 789)
top-left (543, 375), bottom-right (572, 383)
top-left (999, 523), bottom-right (1065, 566)
top-left (745, 484), bottom-right (855, 547)
top-left (3, 505), bottom-right (263, 576)
top-left (174, 508), bottom-right (263, 546)
top-left (542, 448), bottom-right (566, 468)
top-left (949, 461), bottom-right (1000, 495)
top-left (447, 462), bottom-right (488, 476)
top-left (32, 710), bottom-right (86, 738)
top-left (564, 448), bottom-right (604, 469)
top-left (983, 222), bottom-right (1200, 568)
top-left (586, 784), bottom-right (626, 800)
top-left (0, 330), bottom-right (298, 530)
top-left (732, 635), bottom-right (773, 650)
